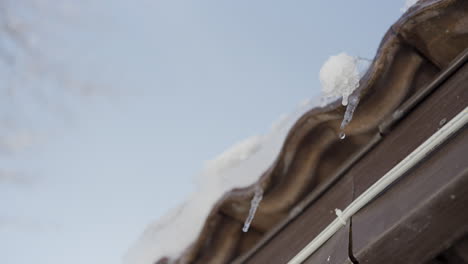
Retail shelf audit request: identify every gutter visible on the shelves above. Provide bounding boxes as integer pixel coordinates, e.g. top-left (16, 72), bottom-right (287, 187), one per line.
top-left (288, 106), bottom-right (468, 263)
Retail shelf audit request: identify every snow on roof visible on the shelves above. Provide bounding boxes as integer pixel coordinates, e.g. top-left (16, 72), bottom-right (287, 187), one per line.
top-left (319, 52), bottom-right (361, 106)
top-left (125, 0), bottom-right (468, 263)
top-left (125, 50), bottom-right (370, 263)
top-left (124, 98), bottom-right (320, 264)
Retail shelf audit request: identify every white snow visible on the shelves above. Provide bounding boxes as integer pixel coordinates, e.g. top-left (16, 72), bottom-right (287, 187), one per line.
top-left (124, 99), bottom-right (320, 264)
top-left (401, 0), bottom-right (420, 13)
top-left (242, 185), bottom-right (264, 232)
top-left (126, 52), bottom-right (373, 264)
top-left (319, 53), bottom-right (361, 106)
top-left (203, 136), bottom-right (262, 175)
top-left (319, 53), bottom-right (370, 138)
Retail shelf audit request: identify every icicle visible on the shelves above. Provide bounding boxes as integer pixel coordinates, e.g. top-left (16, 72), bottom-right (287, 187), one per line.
top-left (339, 92), bottom-right (360, 140)
top-left (242, 185), bottom-right (263, 232)
top-left (319, 53), bottom-right (370, 140)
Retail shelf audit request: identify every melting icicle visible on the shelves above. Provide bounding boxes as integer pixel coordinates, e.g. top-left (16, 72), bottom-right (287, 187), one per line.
top-left (339, 93), bottom-right (360, 139)
top-left (319, 53), bottom-right (370, 140)
top-left (242, 185), bottom-right (263, 232)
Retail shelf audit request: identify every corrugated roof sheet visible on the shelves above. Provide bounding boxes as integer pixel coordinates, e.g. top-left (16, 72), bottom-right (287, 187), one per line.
top-left (156, 0), bottom-right (468, 263)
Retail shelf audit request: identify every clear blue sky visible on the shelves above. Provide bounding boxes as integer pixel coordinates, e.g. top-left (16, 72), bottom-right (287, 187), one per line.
top-left (1, 1), bottom-right (404, 263)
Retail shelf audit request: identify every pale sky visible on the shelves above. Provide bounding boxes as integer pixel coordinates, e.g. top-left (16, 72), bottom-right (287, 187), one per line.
top-left (1, 1), bottom-right (404, 263)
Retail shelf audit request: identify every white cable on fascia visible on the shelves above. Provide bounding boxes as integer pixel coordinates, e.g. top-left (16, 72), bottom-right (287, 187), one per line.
top-left (288, 107), bottom-right (468, 264)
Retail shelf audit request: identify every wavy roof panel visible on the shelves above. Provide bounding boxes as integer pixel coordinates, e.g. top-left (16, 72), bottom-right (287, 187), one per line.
top-left (133, 0), bottom-right (468, 263)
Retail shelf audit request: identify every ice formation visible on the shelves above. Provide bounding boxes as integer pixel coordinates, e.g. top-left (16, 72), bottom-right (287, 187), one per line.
top-left (401, 0), bottom-right (420, 13)
top-left (124, 99), bottom-right (319, 264)
top-left (319, 53), bottom-right (370, 138)
top-left (319, 53), bottom-right (361, 106)
top-left (127, 51), bottom-right (374, 262)
top-left (242, 185), bottom-right (264, 232)
top-left (339, 93), bottom-right (361, 139)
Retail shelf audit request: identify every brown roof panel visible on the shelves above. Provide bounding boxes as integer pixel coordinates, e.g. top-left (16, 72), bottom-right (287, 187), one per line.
top-left (155, 0), bottom-right (468, 263)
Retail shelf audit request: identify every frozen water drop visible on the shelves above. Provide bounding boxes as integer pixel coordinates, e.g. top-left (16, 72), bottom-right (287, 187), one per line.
top-left (339, 132), bottom-right (346, 140)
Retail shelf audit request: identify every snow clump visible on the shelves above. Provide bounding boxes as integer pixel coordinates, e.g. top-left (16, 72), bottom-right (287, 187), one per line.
top-left (319, 52), bottom-right (361, 106)
top-left (124, 99), bottom-right (320, 264)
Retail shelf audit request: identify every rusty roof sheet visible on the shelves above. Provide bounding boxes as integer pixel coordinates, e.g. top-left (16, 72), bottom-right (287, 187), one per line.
top-left (157, 0), bottom-right (468, 263)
